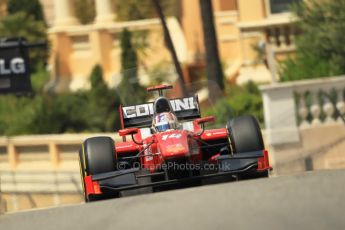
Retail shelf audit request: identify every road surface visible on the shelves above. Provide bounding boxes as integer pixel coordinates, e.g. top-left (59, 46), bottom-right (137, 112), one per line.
top-left (1, 170), bottom-right (345, 230)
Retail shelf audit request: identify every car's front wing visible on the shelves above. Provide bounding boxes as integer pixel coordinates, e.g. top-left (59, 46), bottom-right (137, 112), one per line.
top-left (84, 150), bottom-right (271, 197)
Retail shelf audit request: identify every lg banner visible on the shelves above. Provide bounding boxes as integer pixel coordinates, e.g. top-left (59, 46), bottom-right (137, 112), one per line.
top-left (0, 38), bottom-right (45, 94)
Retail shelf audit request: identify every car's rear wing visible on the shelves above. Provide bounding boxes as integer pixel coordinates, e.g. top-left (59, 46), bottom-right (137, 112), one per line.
top-left (119, 96), bottom-right (201, 128)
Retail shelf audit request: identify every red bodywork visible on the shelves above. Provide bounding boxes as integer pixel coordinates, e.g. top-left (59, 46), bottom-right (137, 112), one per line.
top-left (115, 118), bottom-right (232, 172)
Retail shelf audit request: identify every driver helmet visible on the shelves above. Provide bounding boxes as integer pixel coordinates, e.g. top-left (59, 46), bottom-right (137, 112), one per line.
top-left (153, 112), bottom-right (179, 132)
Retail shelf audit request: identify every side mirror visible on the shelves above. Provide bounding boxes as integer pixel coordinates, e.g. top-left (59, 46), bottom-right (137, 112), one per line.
top-left (119, 128), bottom-right (139, 137)
top-left (195, 116), bottom-right (215, 125)
top-left (119, 128), bottom-right (143, 145)
top-left (194, 116), bottom-right (215, 136)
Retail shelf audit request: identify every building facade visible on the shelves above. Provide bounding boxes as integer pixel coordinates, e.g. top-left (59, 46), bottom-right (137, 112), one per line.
top-left (38, 0), bottom-right (300, 91)
top-left (0, 0), bottom-right (301, 90)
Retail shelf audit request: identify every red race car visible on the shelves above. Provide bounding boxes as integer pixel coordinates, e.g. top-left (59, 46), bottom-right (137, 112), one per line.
top-left (79, 85), bottom-right (271, 202)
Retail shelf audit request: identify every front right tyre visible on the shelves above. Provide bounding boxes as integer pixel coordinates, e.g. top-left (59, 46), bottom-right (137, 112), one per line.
top-left (79, 136), bottom-right (117, 202)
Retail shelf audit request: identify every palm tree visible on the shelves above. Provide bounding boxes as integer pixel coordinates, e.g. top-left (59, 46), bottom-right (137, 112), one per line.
top-left (199, 0), bottom-right (225, 101)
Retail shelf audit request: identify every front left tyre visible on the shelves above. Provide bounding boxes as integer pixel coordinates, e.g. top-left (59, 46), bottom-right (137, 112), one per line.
top-left (226, 115), bottom-right (268, 179)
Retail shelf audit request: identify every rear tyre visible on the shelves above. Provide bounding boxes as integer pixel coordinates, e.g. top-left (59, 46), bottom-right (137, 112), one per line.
top-left (79, 136), bottom-right (117, 202)
top-left (227, 115), bottom-right (268, 179)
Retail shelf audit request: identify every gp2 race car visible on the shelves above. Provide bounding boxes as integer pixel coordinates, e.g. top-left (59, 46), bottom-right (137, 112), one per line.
top-left (79, 85), bottom-right (271, 202)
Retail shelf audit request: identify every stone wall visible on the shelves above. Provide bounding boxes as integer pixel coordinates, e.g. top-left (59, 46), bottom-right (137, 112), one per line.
top-left (261, 76), bottom-right (345, 175)
top-left (267, 124), bottom-right (345, 175)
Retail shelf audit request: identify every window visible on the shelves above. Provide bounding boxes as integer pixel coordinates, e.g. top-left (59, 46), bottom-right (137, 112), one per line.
top-left (219, 0), bottom-right (237, 11)
top-left (71, 35), bottom-right (90, 50)
top-left (269, 0), bottom-right (302, 14)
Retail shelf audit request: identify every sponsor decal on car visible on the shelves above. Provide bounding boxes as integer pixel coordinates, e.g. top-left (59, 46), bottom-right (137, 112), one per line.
top-left (122, 97), bottom-right (197, 118)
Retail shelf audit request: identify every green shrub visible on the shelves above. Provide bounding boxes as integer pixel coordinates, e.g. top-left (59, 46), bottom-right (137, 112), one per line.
top-left (7, 0), bottom-right (45, 23)
top-left (279, 0), bottom-right (345, 80)
top-left (203, 81), bottom-right (264, 128)
top-left (0, 65), bottom-right (121, 136)
top-left (31, 63), bottom-right (50, 92)
top-left (117, 28), bottom-right (146, 105)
